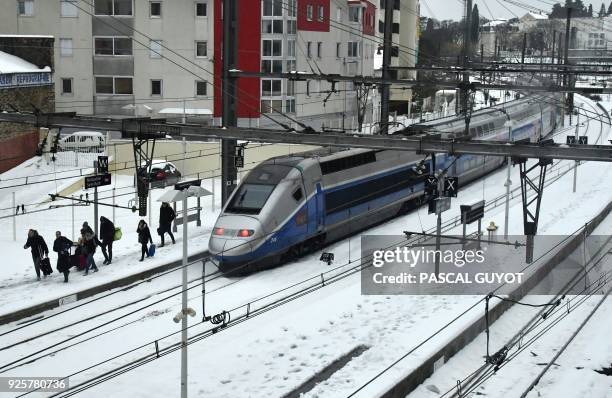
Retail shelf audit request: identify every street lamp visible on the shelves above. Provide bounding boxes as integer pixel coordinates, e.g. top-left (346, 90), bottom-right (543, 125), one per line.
top-left (157, 181), bottom-right (211, 398)
top-left (494, 108), bottom-right (513, 241)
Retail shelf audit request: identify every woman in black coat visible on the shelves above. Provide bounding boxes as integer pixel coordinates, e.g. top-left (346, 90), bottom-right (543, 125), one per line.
top-left (137, 220), bottom-right (153, 262)
top-left (99, 216), bottom-right (115, 265)
top-left (53, 231), bottom-right (74, 282)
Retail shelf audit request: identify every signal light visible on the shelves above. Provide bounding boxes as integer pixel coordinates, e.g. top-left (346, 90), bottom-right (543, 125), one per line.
top-left (214, 228), bottom-right (224, 236)
top-left (237, 229), bottom-right (254, 237)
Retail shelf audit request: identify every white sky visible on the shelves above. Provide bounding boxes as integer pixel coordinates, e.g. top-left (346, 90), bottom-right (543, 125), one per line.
top-left (420, 0), bottom-right (609, 22)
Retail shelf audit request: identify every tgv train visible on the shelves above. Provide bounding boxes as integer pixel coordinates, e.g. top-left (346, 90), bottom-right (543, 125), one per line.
top-left (209, 96), bottom-right (562, 273)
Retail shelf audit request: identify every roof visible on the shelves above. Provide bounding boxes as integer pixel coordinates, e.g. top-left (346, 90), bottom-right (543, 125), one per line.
top-left (482, 19), bottom-right (508, 27)
top-left (521, 12), bottom-right (548, 21)
top-left (158, 108), bottom-right (212, 116)
top-left (0, 50), bottom-right (51, 74)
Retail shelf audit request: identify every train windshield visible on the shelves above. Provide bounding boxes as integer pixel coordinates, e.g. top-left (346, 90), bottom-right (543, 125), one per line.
top-left (225, 184), bottom-right (276, 214)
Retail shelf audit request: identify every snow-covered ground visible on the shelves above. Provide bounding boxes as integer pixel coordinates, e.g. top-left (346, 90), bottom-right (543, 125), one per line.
top-left (0, 95), bottom-right (611, 398)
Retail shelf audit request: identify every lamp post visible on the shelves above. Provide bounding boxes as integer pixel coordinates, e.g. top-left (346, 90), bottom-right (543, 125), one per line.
top-left (503, 118), bottom-right (513, 241)
top-left (157, 181), bottom-right (211, 398)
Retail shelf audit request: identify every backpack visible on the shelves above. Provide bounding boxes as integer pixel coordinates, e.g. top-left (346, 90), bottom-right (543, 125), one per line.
top-left (114, 227), bottom-right (122, 241)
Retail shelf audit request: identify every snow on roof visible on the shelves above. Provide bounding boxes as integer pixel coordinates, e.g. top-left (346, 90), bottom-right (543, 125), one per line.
top-left (158, 108), bottom-right (212, 116)
top-left (0, 34), bottom-right (54, 38)
top-left (523, 12), bottom-right (548, 20)
top-left (0, 50), bottom-right (51, 74)
top-left (482, 19), bottom-right (508, 27)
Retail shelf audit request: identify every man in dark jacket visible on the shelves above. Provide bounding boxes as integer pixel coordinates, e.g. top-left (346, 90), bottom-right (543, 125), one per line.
top-left (23, 229), bottom-right (48, 281)
top-left (158, 202), bottom-right (176, 247)
top-left (53, 231), bottom-right (73, 283)
top-left (137, 220), bottom-right (153, 262)
top-left (99, 216), bottom-right (115, 265)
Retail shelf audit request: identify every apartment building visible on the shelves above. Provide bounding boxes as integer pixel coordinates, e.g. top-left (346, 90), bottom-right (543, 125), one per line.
top-left (0, 0), bottom-right (215, 120)
top-left (378, 0), bottom-right (418, 116)
top-left (213, 0), bottom-right (379, 131)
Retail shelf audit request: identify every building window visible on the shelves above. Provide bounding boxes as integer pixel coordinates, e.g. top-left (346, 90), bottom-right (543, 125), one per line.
top-left (195, 2), bottom-right (207, 16)
top-left (150, 40), bottom-right (162, 58)
top-left (286, 80), bottom-right (295, 96)
top-left (336, 42), bottom-right (341, 57)
top-left (95, 76), bottom-right (133, 94)
top-left (262, 39), bottom-right (282, 56)
top-left (17, 0), bottom-right (34, 16)
top-left (262, 20), bottom-right (283, 34)
top-left (336, 7), bottom-right (341, 22)
top-left (306, 4), bottom-right (313, 21)
top-left (348, 41), bottom-right (358, 57)
top-left (94, 0), bottom-right (132, 16)
top-left (94, 37), bottom-right (132, 56)
top-left (287, 0), bottom-right (296, 17)
top-left (196, 80), bottom-right (207, 96)
top-left (261, 79), bottom-right (281, 96)
top-left (286, 20), bottom-right (296, 34)
top-left (61, 78), bottom-right (73, 95)
top-left (59, 38), bottom-right (73, 57)
top-left (286, 59), bottom-right (296, 72)
top-left (306, 80), bottom-right (310, 96)
top-left (317, 42), bottom-right (322, 58)
top-left (348, 7), bottom-right (359, 22)
top-left (60, 0), bottom-right (78, 17)
top-left (261, 59), bottom-right (282, 73)
top-left (317, 5), bottom-right (324, 21)
top-left (287, 39), bottom-right (296, 57)
top-left (151, 79), bottom-right (162, 96)
top-left (195, 41), bottom-right (207, 57)
top-left (285, 99), bottom-right (295, 113)
top-left (307, 41), bottom-right (312, 58)
top-left (150, 1), bottom-right (161, 17)
top-left (262, 0), bottom-right (282, 16)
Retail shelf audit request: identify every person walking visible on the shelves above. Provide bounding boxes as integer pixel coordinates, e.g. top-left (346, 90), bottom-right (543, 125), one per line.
top-left (158, 202), bottom-right (176, 247)
top-left (23, 229), bottom-right (49, 281)
top-left (82, 229), bottom-right (99, 275)
top-left (137, 220), bottom-right (153, 262)
top-left (53, 231), bottom-right (73, 283)
top-left (99, 216), bottom-right (115, 265)
top-left (81, 221), bottom-right (93, 237)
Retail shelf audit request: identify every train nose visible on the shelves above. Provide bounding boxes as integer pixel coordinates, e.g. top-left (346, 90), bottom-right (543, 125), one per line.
top-left (208, 215), bottom-right (264, 257)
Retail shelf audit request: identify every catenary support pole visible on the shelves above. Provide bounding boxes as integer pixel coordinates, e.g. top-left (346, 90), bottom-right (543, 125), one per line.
top-left (71, 195), bottom-right (75, 241)
top-left (221, 0), bottom-right (238, 205)
top-left (504, 120), bottom-right (512, 240)
top-left (94, 187), bottom-right (99, 237)
top-left (573, 112), bottom-right (579, 193)
top-left (180, 194), bottom-right (188, 398)
top-left (379, 0), bottom-right (394, 135)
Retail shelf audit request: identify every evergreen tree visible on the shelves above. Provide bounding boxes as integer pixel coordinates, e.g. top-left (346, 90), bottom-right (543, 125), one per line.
top-left (600, 3), bottom-right (607, 16)
top-left (608, 1), bottom-right (612, 15)
top-left (471, 4), bottom-right (480, 44)
top-left (588, 3), bottom-right (593, 16)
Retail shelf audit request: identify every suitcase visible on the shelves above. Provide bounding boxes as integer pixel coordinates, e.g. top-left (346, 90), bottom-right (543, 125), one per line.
top-left (40, 257), bottom-right (53, 276)
top-left (148, 244), bottom-right (156, 257)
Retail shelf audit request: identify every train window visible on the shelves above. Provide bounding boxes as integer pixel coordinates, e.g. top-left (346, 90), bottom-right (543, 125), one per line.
top-left (225, 183), bottom-right (275, 215)
top-left (292, 187), bottom-right (303, 201)
top-left (320, 151), bottom-right (376, 175)
top-left (488, 122), bottom-right (494, 131)
top-left (477, 126), bottom-right (483, 136)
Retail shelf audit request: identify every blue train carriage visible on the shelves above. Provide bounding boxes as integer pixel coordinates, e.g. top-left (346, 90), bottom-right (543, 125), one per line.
top-left (209, 96), bottom-right (562, 273)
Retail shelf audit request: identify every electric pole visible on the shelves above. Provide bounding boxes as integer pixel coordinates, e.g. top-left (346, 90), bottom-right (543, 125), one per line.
top-left (379, 0), bottom-right (394, 135)
top-left (564, 6), bottom-right (573, 125)
top-left (221, 0), bottom-right (238, 205)
top-left (460, 0), bottom-right (472, 115)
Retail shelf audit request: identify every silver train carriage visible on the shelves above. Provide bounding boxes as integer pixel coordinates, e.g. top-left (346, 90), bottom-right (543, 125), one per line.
top-left (209, 96), bottom-right (562, 273)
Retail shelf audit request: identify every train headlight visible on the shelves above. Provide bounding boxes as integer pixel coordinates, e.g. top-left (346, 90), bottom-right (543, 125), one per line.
top-left (237, 229), bottom-right (254, 237)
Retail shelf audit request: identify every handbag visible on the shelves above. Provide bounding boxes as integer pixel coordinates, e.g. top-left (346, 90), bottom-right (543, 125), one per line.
top-left (114, 227), bottom-right (122, 241)
top-left (148, 244), bottom-right (156, 257)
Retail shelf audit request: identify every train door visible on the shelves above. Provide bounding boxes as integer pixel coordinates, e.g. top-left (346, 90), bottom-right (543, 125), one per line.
top-left (315, 183), bottom-right (325, 232)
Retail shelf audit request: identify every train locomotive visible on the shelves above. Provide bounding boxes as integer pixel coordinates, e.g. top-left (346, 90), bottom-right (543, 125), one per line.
top-left (209, 96), bottom-right (562, 273)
